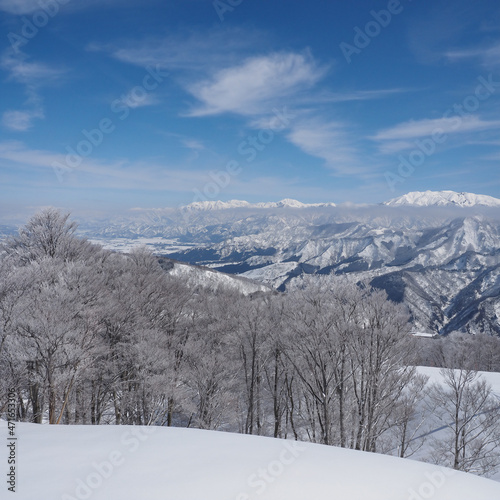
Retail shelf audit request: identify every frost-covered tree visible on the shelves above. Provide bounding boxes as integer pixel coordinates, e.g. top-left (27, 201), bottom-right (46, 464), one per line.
top-left (281, 277), bottom-right (415, 451)
top-left (347, 287), bottom-right (415, 452)
top-left (6, 258), bottom-right (104, 423)
top-left (184, 291), bottom-right (239, 430)
top-left (384, 372), bottom-right (429, 458)
top-left (0, 206), bottom-right (437, 464)
top-left (2, 208), bottom-right (92, 264)
top-left (428, 368), bottom-right (500, 476)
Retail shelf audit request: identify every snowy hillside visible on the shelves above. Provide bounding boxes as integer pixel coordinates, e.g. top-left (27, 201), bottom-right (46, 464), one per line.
top-left (160, 258), bottom-right (271, 295)
top-left (384, 190), bottom-right (500, 208)
top-left (3, 420), bottom-right (500, 500)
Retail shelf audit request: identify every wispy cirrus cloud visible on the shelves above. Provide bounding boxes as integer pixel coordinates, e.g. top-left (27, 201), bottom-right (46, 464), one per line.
top-left (181, 138), bottom-right (205, 151)
top-left (1, 48), bottom-right (66, 131)
top-left (161, 131), bottom-right (207, 152)
top-left (90, 28), bottom-right (265, 73)
top-left (115, 89), bottom-right (159, 109)
top-left (0, 140), bottom-right (340, 203)
top-left (2, 109), bottom-right (44, 131)
top-left (482, 150), bottom-right (500, 161)
top-left (1, 48), bottom-right (66, 85)
top-left (0, 0), bottom-right (43, 14)
top-left (185, 51), bottom-right (327, 117)
top-left (286, 119), bottom-right (367, 176)
top-left (306, 88), bottom-right (416, 104)
top-left (372, 115), bottom-right (500, 152)
top-left (445, 43), bottom-right (500, 68)
top-left (0, 0), bottom-right (142, 14)
top-left (95, 32), bottom-right (412, 179)
top-left (0, 140), bottom-right (216, 191)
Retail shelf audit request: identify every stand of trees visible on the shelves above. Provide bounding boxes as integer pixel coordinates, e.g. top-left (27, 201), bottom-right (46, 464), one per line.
top-left (1, 209), bottom-right (499, 476)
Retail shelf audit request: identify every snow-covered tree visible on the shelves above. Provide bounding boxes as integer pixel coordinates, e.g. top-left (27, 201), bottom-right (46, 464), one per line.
top-left (428, 368), bottom-right (500, 476)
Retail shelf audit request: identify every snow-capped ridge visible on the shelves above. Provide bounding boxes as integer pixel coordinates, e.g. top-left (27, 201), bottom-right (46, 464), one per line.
top-left (181, 198), bottom-right (336, 211)
top-left (181, 200), bottom-right (252, 211)
top-left (384, 190), bottom-right (500, 208)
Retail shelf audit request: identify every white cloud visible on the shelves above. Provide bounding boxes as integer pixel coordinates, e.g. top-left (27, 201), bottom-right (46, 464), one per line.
top-left (2, 109), bottom-right (44, 131)
top-left (287, 119), bottom-right (367, 176)
top-left (94, 29), bottom-right (264, 72)
top-left (376, 140), bottom-right (415, 155)
top-left (1, 49), bottom-right (65, 85)
top-left (0, 0), bottom-right (141, 14)
top-left (445, 43), bottom-right (500, 68)
top-left (182, 139), bottom-right (205, 151)
top-left (0, 0), bottom-right (42, 14)
top-left (116, 90), bottom-right (159, 109)
top-left (185, 52), bottom-right (326, 117)
top-left (0, 140), bottom-right (218, 191)
top-left (483, 151), bottom-right (500, 161)
top-left (309, 88), bottom-right (413, 104)
top-left (1, 49), bottom-right (66, 131)
top-left (373, 116), bottom-right (500, 143)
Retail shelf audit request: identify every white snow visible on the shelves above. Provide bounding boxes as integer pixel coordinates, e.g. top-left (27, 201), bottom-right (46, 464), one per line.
top-left (384, 190), bottom-right (500, 208)
top-left (88, 237), bottom-right (195, 254)
top-left (3, 419), bottom-right (500, 500)
top-left (417, 366), bottom-right (500, 394)
top-left (168, 261), bottom-right (269, 295)
top-left (242, 261), bottom-right (299, 286)
top-left (411, 331), bottom-right (437, 338)
top-left (181, 198), bottom-right (336, 211)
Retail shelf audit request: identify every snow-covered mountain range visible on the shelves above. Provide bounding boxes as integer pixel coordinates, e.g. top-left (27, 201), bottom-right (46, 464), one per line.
top-left (181, 198), bottom-right (337, 211)
top-left (160, 207), bottom-right (500, 335)
top-left (6, 190), bottom-right (500, 336)
top-left (180, 191), bottom-right (500, 211)
top-left (384, 190), bottom-right (500, 208)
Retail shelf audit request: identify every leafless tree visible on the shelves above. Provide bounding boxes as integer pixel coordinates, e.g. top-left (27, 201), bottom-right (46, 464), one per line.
top-left (428, 368), bottom-right (500, 476)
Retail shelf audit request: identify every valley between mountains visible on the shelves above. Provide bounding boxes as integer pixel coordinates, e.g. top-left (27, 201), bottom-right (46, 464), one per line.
top-left (72, 191), bottom-right (500, 336)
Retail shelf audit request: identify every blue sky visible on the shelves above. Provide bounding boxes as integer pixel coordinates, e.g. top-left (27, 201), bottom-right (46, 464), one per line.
top-left (1, 0), bottom-right (500, 219)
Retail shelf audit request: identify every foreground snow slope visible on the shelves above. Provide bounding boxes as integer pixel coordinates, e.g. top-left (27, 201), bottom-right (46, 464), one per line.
top-left (2, 421), bottom-right (500, 500)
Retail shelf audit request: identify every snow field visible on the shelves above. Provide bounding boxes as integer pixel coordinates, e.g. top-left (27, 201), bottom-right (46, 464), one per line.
top-left (2, 420), bottom-right (500, 500)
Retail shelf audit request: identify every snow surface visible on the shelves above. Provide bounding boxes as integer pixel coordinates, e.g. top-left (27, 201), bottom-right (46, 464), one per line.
top-left (87, 237), bottom-right (195, 254)
top-left (384, 190), bottom-right (500, 208)
top-left (417, 366), bottom-right (500, 394)
top-left (3, 420), bottom-right (500, 500)
top-left (242, 261), bottom-right (299, 287)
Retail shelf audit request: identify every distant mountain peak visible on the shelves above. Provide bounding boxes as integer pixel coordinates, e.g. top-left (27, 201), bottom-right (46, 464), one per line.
top-left (181, 199), bottom-right (336, 211)
top-left (383, 190), bottom-right (500, 208)
top-left (181, 200), bottom-right (251, 211)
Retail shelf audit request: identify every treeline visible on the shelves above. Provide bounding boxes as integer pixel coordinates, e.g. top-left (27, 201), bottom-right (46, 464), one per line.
top-left (1, 209), bottom-right (500, 475)
top-left (418, 330), bottom-right (500, 372)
